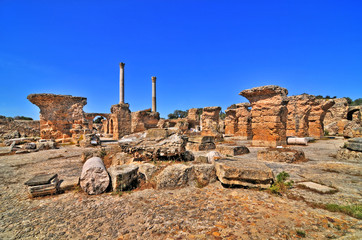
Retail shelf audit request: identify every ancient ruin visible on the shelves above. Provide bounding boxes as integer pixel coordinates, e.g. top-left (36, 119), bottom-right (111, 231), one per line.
top-left (240, 85), bottom-right (289, 147)
top-left (224, 103), bottom-right (252, 139)
top-left (200, 106), bottom-right (221, 136)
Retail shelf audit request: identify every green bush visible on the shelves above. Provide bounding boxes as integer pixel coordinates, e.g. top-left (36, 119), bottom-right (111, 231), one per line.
top-left (269, 171), bottom-right (293, 194)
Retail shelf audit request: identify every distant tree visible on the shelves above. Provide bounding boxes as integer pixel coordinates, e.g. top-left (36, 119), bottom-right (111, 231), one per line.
top-left (168, 110), bottom-right (188, 119)
top-left (351, 98), bottom-right (362, 106)
top-left (93, 116), bottom-right (105, 123)
top-left (332, 96), bottom-right (337, 99)
top-left (0, 115), bottom-right (6, 119)
top-left (196, 108), bottom-right (203, 116)
top-left (14, 116), bottom-right (33, 120)
top-left (219, 111), bottom-right (226, 120)
top-left (344, 97), bottom-right (353, 105)
top-left (325, 95), bottom-right (331, 99)
top-left (315, 95), bottom-right (324, 99)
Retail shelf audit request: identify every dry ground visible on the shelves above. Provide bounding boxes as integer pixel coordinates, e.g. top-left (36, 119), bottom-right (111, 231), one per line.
top-left (0, 138), bottom-right (361, 239)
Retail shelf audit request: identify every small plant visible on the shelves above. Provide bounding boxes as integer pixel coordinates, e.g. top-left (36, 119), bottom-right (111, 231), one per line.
top-left (324, 130), bottom-right (329, 136)
top-left (269, 171), bottom-right (293, 195)
top-left (98, 147), bottom-right (107, 159)
top-left (296, 229), bottom-right (306, 238)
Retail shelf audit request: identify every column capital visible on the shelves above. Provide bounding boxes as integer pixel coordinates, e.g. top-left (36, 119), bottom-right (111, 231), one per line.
top-left (151, 76), bottom-right (156, 83)
top-left (119, 62), bottom-right (125, 68)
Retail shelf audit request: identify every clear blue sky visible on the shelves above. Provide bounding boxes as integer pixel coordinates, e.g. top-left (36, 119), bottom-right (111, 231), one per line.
top-left (1, 1), bottom-right (361, 120)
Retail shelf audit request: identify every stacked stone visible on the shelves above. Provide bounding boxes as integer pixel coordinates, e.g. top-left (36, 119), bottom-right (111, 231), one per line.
top-left (201, 106), bottom-right (221, 136)
top-left (286, 94), bottom-right (314, 137)
top-left (240, 85), bottom-right (289, 147)
top-left (225, 103), bottom-right (252, 139)
top-left (308, 99), bottom-right (335, 138)
top-left (25, 174), bottom-right (59, 197)
top-left (131, 109), bottom-right (160, 133)
top-left (110, 103), bottom-right (132, 140)
top-left (27, 94), bottom-right (90, 141)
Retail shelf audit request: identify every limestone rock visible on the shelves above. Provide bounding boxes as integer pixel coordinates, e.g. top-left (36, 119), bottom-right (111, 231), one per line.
top-left (23, 142), bottom-right (36, 149)
top-left (297, 182), bottom-right (337, 194)
top-left (110, 103), bottom-right (132, 139)
top-left (138, 163), bottom-right (158, 182)
top-left (257, 148), bottom-right (306, 163)
top-left (201, 107), bottom-right (221, 136)
top-left (240, 85), bottom-right (288, 147)
top-left (336, 148), bottom-right (362, 160)
top-left (343, 121), bottom-right (362, 138)
top-left (206, 151), bottom-right (223, 164)
top-left (216, 145), bottom-right (250, 156)
top-left (36, 140), bottom-right (57, 150)
top-left (108, 165), bottom-right (139, 191)
top-left (215, 159), bottom-right (274, 188)
top-left (225, 103), bottom-right (252, 139)
top-left (131, 109), bottom-right (160, 133)
top-left (156, 164), bottom-right (194, 189)
top-left (308, 99), bottom-right (335, 138)
top-left (111, 152), bottom-right (134, 166)
top-left (193, 164), bottom-right (217, 186)
top-left (346, 138), bottom-right (362, 152)
top-left (324, 98), bottom-right (349, 127)
top-left (79, 157), bottom-right (110, 195)
top-left (27, 93), bottom-right (90, 140)
top-left (146, 128), bottom-right (169, 139)
top-left (3, 130), bottom-right (21, 139)
top-left (186, 142), bottom-right (216, 151)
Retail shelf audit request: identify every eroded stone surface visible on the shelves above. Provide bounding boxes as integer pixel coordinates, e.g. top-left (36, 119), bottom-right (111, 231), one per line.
top-left (297, 181), bottom-right (336, 194)
top-left (27, 93), bottom-right (90, 140)
top-left (201, 106), bottom-right (221, 136)
top-left (108, 165), bottom-right (139, 191)
top-left (156, 164), bottom-right (194, 189)
top-left (214, 159), bottom-right (274, 188)
top-left (286, 94), bottom-right (314, 137)
top-left (225, 103), bottom-right (252, 139)
top-left (216, 144), bottom-right (250, 156)
top-left (131, 109), bottom-right (160, 133)
top-left (308, 99), bottom-right (335, 139)
top-left (240, 85), bottom-right (288, 147)
top-left (257, 148), bottom-right (306, 163)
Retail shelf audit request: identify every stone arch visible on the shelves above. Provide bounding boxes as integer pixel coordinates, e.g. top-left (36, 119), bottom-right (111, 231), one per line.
top-left (347, 109), bottom-right (361, 121)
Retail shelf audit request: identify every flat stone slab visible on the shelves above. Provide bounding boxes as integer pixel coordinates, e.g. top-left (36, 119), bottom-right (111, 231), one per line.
top-left (25, 174), bottom-right (58, 186)
top-left (214, 159), bottom-right (274, 188)
top-left (346, 138), bottom-right (362, 152)
top-left (297, 182), bottom-right (337, 194)
top-left (216, 145), bottom-right (249, 156)
top-left (59, 177), bottom-right (79, 191)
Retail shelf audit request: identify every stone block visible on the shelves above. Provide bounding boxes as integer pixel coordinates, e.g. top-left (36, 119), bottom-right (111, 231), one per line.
top-left (216, 145), bottom-right (250, 156)
top-left (108, 164), bottom-right (139, 191)
top-left (214, 159), bottom-right (274, 188)
top-left (297, 182), bottom-right (337, 194)
top-left (257, 148), bottom-right (306, 163)
top-left (156, 164), bottom-right (194, 189)
top-left (192, 164), bottom-right (217, 186)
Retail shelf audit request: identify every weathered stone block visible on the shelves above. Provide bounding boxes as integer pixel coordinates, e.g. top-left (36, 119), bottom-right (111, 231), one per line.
top-left (192, 164), bottom-right (217, 186)
top-left (215, 159), bottom-right (274, 188)
top-left (216, 145), bottom-right (250, 156)
top-left (257, 148), bottom-right (306, 163)
top-left (156, 164), bottom-right (194, 189)
top-left (108, 164), bottom-right (139, 191)
top-left (346, 138), bottom-right (362, 152)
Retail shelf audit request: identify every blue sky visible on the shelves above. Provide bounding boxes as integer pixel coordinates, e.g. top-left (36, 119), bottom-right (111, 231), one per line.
top-left (1, 1), bottom-right (361, 120)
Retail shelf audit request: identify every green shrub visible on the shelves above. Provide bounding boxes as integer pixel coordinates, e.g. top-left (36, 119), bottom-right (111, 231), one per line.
top-left (269, 171), bottom-right (293, 194)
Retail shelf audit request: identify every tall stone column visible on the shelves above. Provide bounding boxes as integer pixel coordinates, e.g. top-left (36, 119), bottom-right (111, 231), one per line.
top-left (119, 62), bottom-right (125, 104)
top-left (152, 76), bottom-right (157, 112)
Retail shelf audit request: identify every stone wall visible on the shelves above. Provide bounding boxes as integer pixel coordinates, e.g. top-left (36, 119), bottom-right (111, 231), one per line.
top-left (0, 119), bottom-right (40, 140)
top-left (240, 85), bottom-right (288, 147)
top-left (324, 98), bottom-right (349, 126)
top-left (131, 109), bottom-right (160, 133)
top-left (308, 99), bottom-right (335, 138)
top-left (28, 94), bottom-right (90, 140)
top-left (110, 103), bottom-right (132, 139)
top-left (286, 94), bottom-right (314, 137)
top-left (201, 107), bottom-right (221, 136)
top-left (224, 103), bottom-right (252, 139)
top-left (187, 108), bottom-right (202, 129)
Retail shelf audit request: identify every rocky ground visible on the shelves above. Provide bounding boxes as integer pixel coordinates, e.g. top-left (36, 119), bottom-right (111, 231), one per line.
top-left (0, 138), bottom-right (361, 240)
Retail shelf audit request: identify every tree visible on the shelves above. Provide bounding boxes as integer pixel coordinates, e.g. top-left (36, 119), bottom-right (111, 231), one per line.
top-left (344, 97), bottom-right (353, 105)
top-left (168, 110), bottom-right (188, 119)
top-left (351, 98), bottom-right (362, 106)
top-left (219, 111), bottom-right (226, 120)
top-left (14, 116), bottom-right (33, 120)
top-left (93, 116), bottom-right (105, 123)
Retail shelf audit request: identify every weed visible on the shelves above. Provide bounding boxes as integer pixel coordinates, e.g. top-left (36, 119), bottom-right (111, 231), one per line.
top-left (324, 130), bottom-right (329, 136)
top-left (296, 229), bottom-right (306, 238)
top-left (325, 204), bottom-right (362, 220)
top-left (98, 147), bottom-right (107, 159)
top-left (269, 171), bottom-right (293, 195)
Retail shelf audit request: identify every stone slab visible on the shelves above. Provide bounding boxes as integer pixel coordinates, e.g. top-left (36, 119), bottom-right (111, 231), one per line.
top-left (25, 174), bottom-right (58, 186)
top-left (108, 165), bottom-right (139, 191)
top-left (214, 159), bottom-right (274, 188)
top-left (216, 145), bottom-right (249, 156)
top-left (297, 182), bottom-right (337, 194)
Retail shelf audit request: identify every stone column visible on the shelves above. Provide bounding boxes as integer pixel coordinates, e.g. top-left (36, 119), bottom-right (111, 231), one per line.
top-left (152, 76), bottom-right (157, 112)
top-left (119, 62), bottom-right (125, 104)
top-left (240, 85), bottom-right (289, 147)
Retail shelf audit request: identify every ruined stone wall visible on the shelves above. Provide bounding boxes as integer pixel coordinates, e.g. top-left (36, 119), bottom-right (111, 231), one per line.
top-left (131, 109), bottom-right (160, 133)
top-left (308, 99), bottom-right (335, 138)
top-left (286, 94), bottom-right (314, 137)
top-left (324, 98), bottom-right (349, 126)
top-left (187, 108), bottom-right (201, 129)
top-left (201, 107), bottom-right (221, 136)
top-left (27, 94), bottom-right (90, 140)
top-left (110, 103), bottom-right (131, 139)
top-left (225, 103), bottom-right (252, 139)
top-left (240, 85), bottom-right (288, 147)
top-left (0, 119), bottom-right (40, 140)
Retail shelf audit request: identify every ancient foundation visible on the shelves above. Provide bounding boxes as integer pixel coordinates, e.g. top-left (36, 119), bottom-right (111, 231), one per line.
top-left (240, 85), bottom-right (288, 147)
